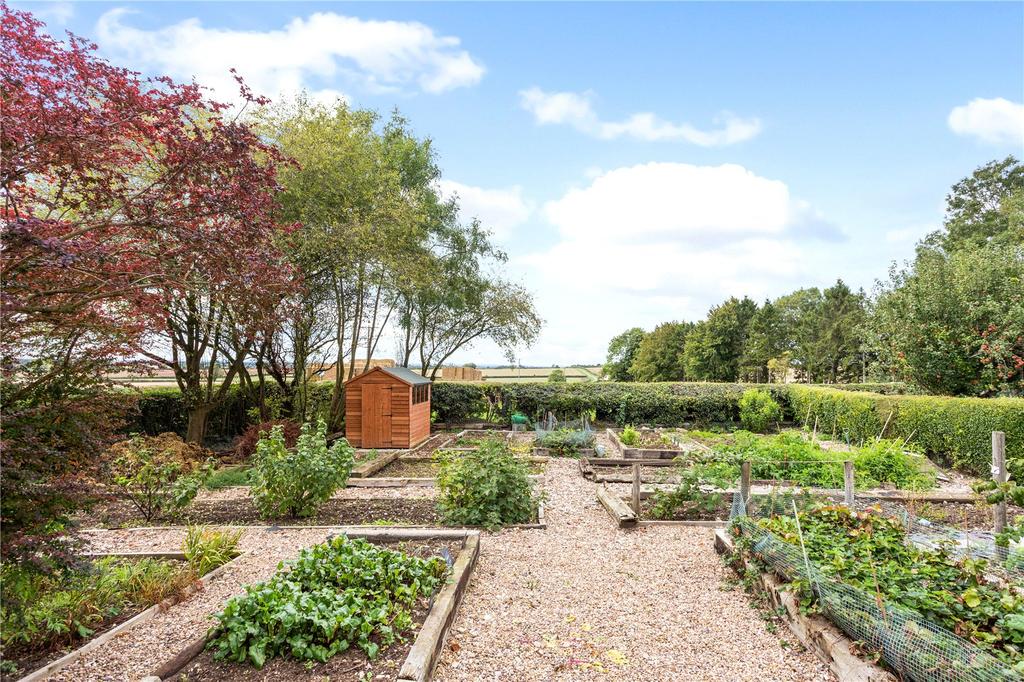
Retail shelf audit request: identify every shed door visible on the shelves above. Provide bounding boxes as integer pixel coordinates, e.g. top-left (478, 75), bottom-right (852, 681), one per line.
top-left (362, 384), bottom-right (392, 448)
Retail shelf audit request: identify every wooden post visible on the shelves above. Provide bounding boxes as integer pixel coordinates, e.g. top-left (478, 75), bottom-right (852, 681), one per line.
top-left (740, 461), bottom-right (751, 513)
top-left (631, 463), bottom-right (641, 515)
top-left (993, 431), bottom-right (1007, 535)
top-left (843, 460), bottom-right (855, 506)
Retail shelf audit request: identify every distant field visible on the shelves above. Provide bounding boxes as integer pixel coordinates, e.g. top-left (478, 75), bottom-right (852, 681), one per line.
top-left (480, 366), bottom-right (602, 383)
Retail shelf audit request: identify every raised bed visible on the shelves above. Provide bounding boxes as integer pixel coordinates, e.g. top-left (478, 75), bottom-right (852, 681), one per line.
top-left (14, 551), bottom-right (246, 682)
top-left (714, 529), bottom-right (896, 682)
top-left (595, 484), bottom-right (728, 529)
top-left (148, 528), bottom-right (480, 682)
top-left (352, 455), bottom-right (546, 488)
top-left (349, 433), bottom-right (456, 478)
top-left (605, 428), bottom-right (706, 459)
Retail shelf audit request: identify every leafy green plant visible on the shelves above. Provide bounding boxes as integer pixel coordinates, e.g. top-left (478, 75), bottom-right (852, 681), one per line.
top-left (207, 537), bottom-right (447, 668)
top-left (619, 425), bottom-right (641, 446)
top-left (436, 438), bottom-right (538, 529)
top-left (738, 389), bottom-right (782, 433)
top-left (1, 557), bottom-right (195, 669)
top-left (853, 439), bottom-right (933, 490)
top-left (107, 435), bottom-right (214, 521)
top-left (740, 505), bottom-right (1024, 669)
top-left (183, 526), bottom-right (242, 576)
top-left (535, 428), bottom-right (595, 457)
top-left (650, 462), bottom-right (737, 520)
top-left (250, 420), bottom-right (354, 519)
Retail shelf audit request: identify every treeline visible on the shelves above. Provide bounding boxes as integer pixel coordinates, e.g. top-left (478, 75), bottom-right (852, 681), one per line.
top-left (605, 157), bottom-right (1024, 398)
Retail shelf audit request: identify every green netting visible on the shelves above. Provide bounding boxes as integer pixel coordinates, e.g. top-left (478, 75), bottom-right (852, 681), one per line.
top-left (534, 415), bottom-right (595, 450)
top-left (729, 494), bottom-right (1022, 681)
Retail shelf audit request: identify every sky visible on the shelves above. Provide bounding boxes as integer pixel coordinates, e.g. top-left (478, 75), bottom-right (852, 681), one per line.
top-left (20, 1), bottom-right (1024, 366)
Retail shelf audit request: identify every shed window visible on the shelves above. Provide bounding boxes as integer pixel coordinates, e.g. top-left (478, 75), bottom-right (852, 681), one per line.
top-left (412, 384), bottom-right (429, 404)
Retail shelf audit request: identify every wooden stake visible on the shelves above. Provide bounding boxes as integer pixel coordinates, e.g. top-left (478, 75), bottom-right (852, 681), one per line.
top-left (993, 431), bottom-right (1007, 535)
top-left (844, 460), bottom-right (855, 506)
top-left (740, 461), bottom-right (752, 512)
top-left (631, 463), bottom-right (641, 515)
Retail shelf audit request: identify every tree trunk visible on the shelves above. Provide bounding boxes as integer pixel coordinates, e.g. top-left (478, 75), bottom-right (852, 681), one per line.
top-left (185, 405), bottom-right (212, 444)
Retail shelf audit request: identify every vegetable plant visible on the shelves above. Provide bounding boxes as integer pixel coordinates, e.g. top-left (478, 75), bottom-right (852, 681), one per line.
top-left (650, 462), bottom-right (737, 520)
top-left (249, 420), bottom-right (354, 519)
top-left (619, 425), bottom-right (641, 446)
top-left (436, 437), bottom-right (538, 529)
top-left (535, 428), bottom-right (595, 457)
top-left (207, 537), bottom-right (447, 668)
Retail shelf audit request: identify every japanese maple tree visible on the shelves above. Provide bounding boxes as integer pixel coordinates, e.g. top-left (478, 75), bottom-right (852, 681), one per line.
top-left (1, 4), bottom-right (294, 553)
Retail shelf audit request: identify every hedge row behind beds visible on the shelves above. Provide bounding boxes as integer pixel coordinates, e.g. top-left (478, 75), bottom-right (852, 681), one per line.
top-left (129, 380), bottom-right (1021, 476)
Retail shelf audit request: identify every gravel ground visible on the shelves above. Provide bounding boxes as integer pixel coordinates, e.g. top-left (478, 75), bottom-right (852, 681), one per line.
top-left (433, 459), bottom-right (833, 682)
top-left (57, 458), bottom-right (832, 682)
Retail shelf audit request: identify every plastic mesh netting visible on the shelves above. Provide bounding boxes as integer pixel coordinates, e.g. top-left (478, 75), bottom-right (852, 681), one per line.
top-left (534, 415), bottom-right (595, 450)
top-left (729, 494), bottom-right (1022, 682)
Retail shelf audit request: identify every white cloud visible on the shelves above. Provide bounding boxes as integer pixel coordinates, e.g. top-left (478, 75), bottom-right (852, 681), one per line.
top-left (519, 87), bottom-right (761, 146)
top-left (437, 180), bottom-right (533, 242)
top-left (27, 1), bottom-right (74, 24)
top-left (95, 8), bottom-right (485, 104)
top-left (509, 163), bottom-right (841, 362)
top-left (948, 97), bottom-right (1024, 145)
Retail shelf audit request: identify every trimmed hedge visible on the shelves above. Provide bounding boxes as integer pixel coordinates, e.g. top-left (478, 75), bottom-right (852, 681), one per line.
top-left (787, 385), bottom-right (1024, 477)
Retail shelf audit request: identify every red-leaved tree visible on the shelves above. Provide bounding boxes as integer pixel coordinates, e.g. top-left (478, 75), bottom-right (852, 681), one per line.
top-left (1, 3), bottom-right (295, 556)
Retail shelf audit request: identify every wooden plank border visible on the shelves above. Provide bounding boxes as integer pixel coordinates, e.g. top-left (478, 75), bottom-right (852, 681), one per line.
top-left (714, 529), bottom-right (896, 682)
top-left (596, 484), bottom-right (637, 528)
top-left (605, 428), bottom-right (689, 460)
top-left (16, 551), bottom-right (247, 682)
top-left (148, 530), bottom-right (482, 682)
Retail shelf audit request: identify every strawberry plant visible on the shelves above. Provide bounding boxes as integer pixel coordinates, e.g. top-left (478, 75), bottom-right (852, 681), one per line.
top-left (207, 537), bottom-right (447, 668)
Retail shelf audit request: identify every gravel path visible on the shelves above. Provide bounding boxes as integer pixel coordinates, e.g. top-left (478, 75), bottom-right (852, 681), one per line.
top-left (433, 459), bottom-right (833, 682)
top-left (57, 458), bottom-right (832, 681)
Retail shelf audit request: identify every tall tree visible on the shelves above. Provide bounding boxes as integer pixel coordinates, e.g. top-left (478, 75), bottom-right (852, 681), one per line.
top-left (740, 301), bottom-right (786, 382)
top-left (683, 297), bottom-right (758, 381)
top-left (630, 321), bottom-right (693, 382)
top-left (871, 158), bottom-right (1024, 396)
top-left (603, 328), bottom-right (646, 381)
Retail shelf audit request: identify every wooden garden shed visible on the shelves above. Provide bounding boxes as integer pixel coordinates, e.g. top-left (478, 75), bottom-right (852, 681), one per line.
top-left (344, 367), bottom-right (432, 449)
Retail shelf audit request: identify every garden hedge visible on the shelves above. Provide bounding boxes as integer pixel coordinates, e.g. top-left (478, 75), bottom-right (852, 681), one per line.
top-left (127, 380), bottom-right (1022, 478)
top-left (787, 385), bottom-right (1024, 476)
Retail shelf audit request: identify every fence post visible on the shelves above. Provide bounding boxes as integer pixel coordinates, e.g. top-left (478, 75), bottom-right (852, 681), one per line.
top-left (843, 460), bottom-right (855, 506)
top-left (631, 463), bottom-right (641, 515)
top-left (740, 461), bottom-right (751, 511)
top-left (993, 431), bottom-right (1007, 535)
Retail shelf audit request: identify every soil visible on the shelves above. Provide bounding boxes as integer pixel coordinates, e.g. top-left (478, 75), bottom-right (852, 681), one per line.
top-left (371, 460), bottom-right (545, 478)
top-left (591, 465), bottom-right (680, 483)
top-left (77, 497), bottom-right (441, 528)
top-left (174, 538), bottom-right (459, 682)
top-left (639, 495), bottom-right (732, 522)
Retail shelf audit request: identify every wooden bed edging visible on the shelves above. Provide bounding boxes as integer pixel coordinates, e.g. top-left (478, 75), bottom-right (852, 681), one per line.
top-left (17, 551), bottom-right (247, 682)
top-left (605, 428), bottom-right (691, 460)
top-left (350, 432), bottom-right (458, 479)
top-left (397, 533), bottom-right (480, 682)
top-left (349, 473), bottom-right (545, 489)
top-left (148, 530), bottom-right (482, 682)
top-left (714, 529), bottom-right (896, 682)
top-left (596, 484), bottom-right (637, 528)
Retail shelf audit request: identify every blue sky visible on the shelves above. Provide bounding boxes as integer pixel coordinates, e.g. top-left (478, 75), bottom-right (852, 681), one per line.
top-left (22, 1), bottom-right (1024, 365)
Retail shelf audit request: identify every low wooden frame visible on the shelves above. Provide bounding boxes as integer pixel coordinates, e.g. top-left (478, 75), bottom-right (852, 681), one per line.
top-left (605, 428), bottom-right (701, 459)
top-left (16, 551), bottom-right (247, 682)
top-left (714, 529), bottom-right (896, 682)
top-left (149, 528), bottom-right (482, 682)
top-left (350, 432), bottom-right (457, 478)
top-left (595, 484), bottom-right (727, 529)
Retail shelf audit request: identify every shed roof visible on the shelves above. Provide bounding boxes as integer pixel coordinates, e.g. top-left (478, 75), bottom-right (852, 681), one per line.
top-left (344, 365), bottom-right (431, 386)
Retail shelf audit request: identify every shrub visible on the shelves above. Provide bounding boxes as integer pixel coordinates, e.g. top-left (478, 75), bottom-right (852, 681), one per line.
top-left (207, 537), bottom-right (447, 667)
top-left (183, 526), bottom-right (242, 576)
top-left (233, 419), bottom-right (300, 461)
top-left (619, 425), bottom-right (641, 446)
top-left (436, 438), bottom-right (538, 529)
top-left (249, 421), bottom-right (354, 519)
top-left (106, 434), bottom-right (214, 521)
top-left (738, 388), bottom-right (783, 433)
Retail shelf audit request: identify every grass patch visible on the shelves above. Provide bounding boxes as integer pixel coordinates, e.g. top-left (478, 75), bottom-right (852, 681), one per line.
top-left (205, 466), bottom-right (253, 489)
